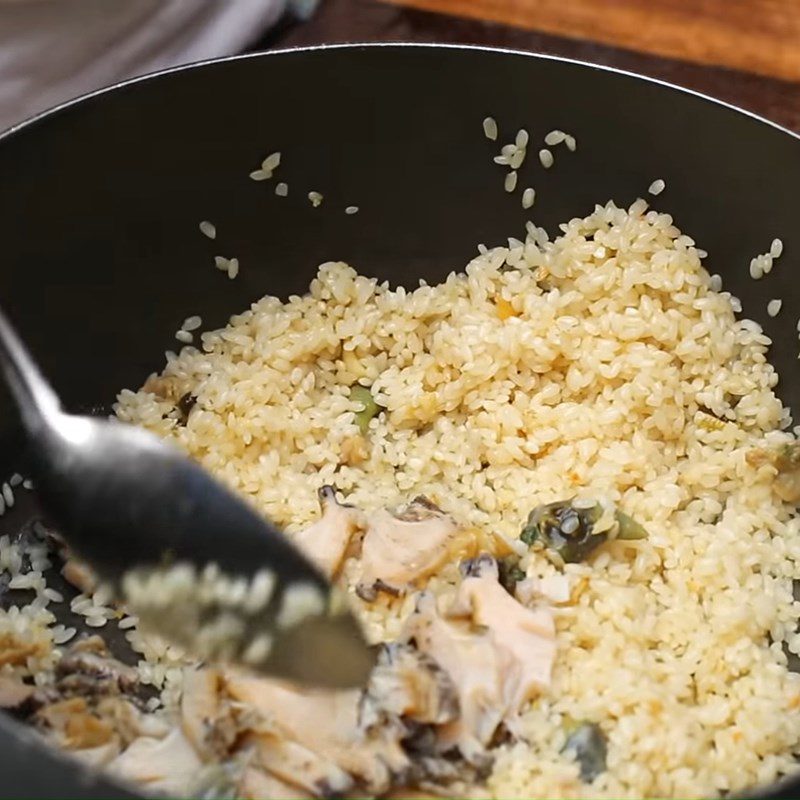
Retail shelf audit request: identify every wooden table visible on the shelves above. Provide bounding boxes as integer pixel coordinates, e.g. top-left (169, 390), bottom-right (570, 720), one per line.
top-left (270, 0), bottom-right (800, 133)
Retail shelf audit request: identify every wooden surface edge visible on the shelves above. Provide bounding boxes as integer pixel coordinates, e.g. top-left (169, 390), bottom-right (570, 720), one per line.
top-left (381, 0), bottom-right (800, 82)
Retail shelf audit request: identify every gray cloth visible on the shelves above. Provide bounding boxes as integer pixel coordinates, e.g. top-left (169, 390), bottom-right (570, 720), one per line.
top-left (0, 0), bottom-right (287, 132)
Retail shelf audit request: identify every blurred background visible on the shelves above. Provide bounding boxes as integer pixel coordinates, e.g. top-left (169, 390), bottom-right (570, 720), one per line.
top-left (1, 0), bottom-right (798, 134)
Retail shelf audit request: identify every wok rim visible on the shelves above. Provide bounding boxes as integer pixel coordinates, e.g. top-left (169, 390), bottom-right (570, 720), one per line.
top-left (1, 42), bottom-right (799, 145)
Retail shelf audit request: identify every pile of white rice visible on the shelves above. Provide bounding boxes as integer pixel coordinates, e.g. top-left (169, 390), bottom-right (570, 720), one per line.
top-left (6, 198), bottom-right (800, 798)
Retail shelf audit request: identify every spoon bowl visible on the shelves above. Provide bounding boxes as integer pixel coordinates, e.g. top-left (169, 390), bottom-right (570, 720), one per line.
top-left (0, 307), bottom-right (375, 688)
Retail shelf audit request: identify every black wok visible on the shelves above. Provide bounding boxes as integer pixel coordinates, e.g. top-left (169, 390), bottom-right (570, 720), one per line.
top-left (0, 43), bottom-right (797, 799)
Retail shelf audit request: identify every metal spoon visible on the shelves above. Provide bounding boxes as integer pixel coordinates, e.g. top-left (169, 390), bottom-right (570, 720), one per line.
top-left (0, 307), bottom-right (375, 688)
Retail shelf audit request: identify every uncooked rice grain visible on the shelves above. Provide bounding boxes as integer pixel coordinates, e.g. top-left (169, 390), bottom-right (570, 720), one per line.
top-left (261, 152), bottom-right (281, 173)
top-left (43, 588), bottom-right (63, 603)
top-left (544, 130), bottom-right (566, 146)
top-left (52, 626), bottom-right (76, 645)
top-left (175, 330), bottom-right (193, 344)
top-left (483, 117), bottom-right (498, 141)
top-left (345, 206), bottom-right (359, 215)
top-left (768, 299), bottom-right (783, 317)
top-left (504, 171), bottom-right (518, 192)
top-left (522, 187), bottom-right (535, 209)
top-left (198, 221), bottom-right (216, 240)
top-left (308, 191), bottom-right (324, 207)
top-left (648, 178), bottom-right (666, 195)
top-left (509, 148), bottom-right (526, 170)
top-left (275, 182), bottom-right (288, 197)
top-left (181, 316), bottom-right (202, 332)
top-left (539, 148), bottom-right (554, 168)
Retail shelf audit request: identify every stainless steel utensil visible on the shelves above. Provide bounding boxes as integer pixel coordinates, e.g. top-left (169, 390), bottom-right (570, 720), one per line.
top-left (0, 306), bottom-right (374, 688)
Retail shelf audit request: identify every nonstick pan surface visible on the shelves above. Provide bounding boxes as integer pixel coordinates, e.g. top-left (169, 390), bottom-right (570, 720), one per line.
top-left (0, 43), bottom-right (798, 799)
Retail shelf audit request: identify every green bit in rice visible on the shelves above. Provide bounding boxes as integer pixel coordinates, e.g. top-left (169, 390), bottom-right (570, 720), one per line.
top-left (520, 501), bottom-right (647, 564)
top-left (350, 385), bottom-right (382, 435)
top-left (497, 554), bottom-right (526, 594)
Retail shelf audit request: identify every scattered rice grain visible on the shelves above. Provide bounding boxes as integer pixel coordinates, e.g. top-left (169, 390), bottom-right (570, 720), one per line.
top-left (261, 152), bottom-right (281, 173)
top-left (198, 221), bottom-right (216, 240)
top-left (522, 187), bottom-right (536, 209)
top-left (181, 316), bottom-right (202, 332)
top-left (52, 626), bottom-right (77, 645)
top-left (509, 148), bottom-right (526, 170)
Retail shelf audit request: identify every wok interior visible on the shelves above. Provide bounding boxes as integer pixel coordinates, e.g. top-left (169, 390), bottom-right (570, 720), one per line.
top-left (0, 45), bottom-right (798, 798)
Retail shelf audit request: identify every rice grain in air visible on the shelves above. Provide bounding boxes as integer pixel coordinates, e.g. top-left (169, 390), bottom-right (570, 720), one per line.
top-left (198, 221), bottom-right (216, 240)
top-left (522, 187), bottom-right (536, 209)
top-left (545, 130), bottom-right (566, 146)
top-left (261, 152), bottom-right (281, 173)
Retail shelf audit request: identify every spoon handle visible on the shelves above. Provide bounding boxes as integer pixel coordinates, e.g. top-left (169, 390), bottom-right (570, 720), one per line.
top-left (0, 307), bottom-right (61, 433)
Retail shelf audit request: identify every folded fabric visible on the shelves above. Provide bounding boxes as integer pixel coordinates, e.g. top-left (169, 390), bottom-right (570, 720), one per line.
top-left (0, 0), bottom-right (288, 132)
